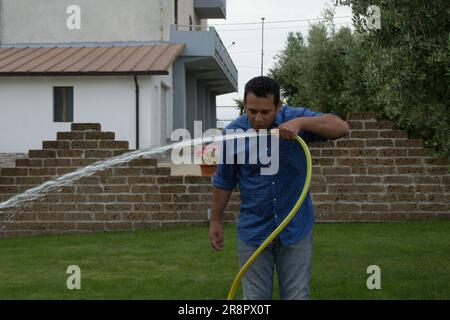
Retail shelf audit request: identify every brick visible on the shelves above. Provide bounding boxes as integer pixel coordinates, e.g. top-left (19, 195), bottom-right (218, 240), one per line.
top-left (64, 212), bottom-right (94, 221)
top-left (104, 185), bottom-right (131, 193)
top-left (379, 131), bottom-right (408, 139)
top-left (84, 150), bottom-right (113, 158)
top-left (313, 158), bottom-right (335, 166)
top-left (123, 212), bottom-right (149, 220)
top-left (325, 176), bottom-right (353, 184)
top-left (390, 204), bottom-right (418, 212)
top-left (77, 204), bottom-right (105, 212)
top-left (151, 212), bottom-right (179, 220)
top-left (49, 204), bottom-right (76, 212)
top-left (116, 194), bottom-right (144, 202)
top-left (418, 204), bottom-right (449, 212)
top-left (349, 213), bottom-right (379, 221)
top-left (361, 204), bottom-right (390, 212)
top-left (133, 203), bottom-right (160, 212)
top-left (383, 176), bottom-right (413, 184)
top-left (94, 212), bottom-right (122, 221)
top-left (100, 176), bottom-right (128, 184)
top-left (321, 149), bottom-right (350, 157)
top-left (367, 194), bottom-right (397, 202)
top-left (336, 140), bottom-right (365, 148)
top-left (1, 168), bottom-right (28, 176)
top-left (76, 176), bottom-right (100, 185)
top-left (415, 185), bottom-right (443, 193)
top-left (37, 212), bottom-right (66, 221)
top-left (365, 121), bottom-right (393, 130)
top-left (424, 158), bottom-right (450, 166)
top-left (394, 139), bottom-right (423, 148)
top-left (59, 194), bottom-right (88, 202)
top-left (71, 140), bottom-right (99, 149)
top-left (57, 132), bottom-right (85, 140)
top-left (88, 194), bottom-right (116, 203)
top-left (347, 121), bottom-right (364, 130)
top-left (0, 185), bottom-right (19, 193)
top-left (414, 176), bottom-right (442, 184)
top-left (29, 150), bottom-right (56, 159)
top-left (12, 212), bottom-right (37, 221)
top-left (366, 158), bottom-right (394, 166)
top-left (71, 123), bottom-right (101, 132)
top-left (99, 141), bottom-right (129, 149)
top-left (84, 132), bottom-right (115, 140)
top-left (76, 222), bottom-right (105, 231)
top-left (0, 177), bottom-right (15, 185)
top-left (70, 159), bottom-right (98, 167)
top-left (114, 168), bottom-right (143, 176)
top-left (15, 177), bottom-right (43, 185)
top-left (408, 213), bottom-right (438, 220)
top-left (77, 185), bottom-right (104, 193)
top-left (333, 203), bottom-right (361, 212)
top-left (310, 185), bottom-right (327, 193)
top-left (378, 213), bottom-right (410, 221)
top-left (184, 176), bottom-right (213, 184)
top-left (127, 158), bottom-right (158, 167)
top-left (339, 194), bottom-right (371, 202)
top-left (378, 149), bottom-right (407, 157)
top-left (113, 149), bottom-right (131, 156)
top-left (443, 176), bottom-right (450, 185)
top-left (42, 141), bottom-right (71, 149)
top-left (347, 112), bottom-right (377, 121)
top-left (145, 194), bottom-right (172, 202)
top-left (354, 176), bottom-right (382, 184)
top-left (130, 185), bottom-right (158, 193)
top-left (190, 203), bottom-right (211, 211)
top-left (351, 131), bottom-right (379, 139)
top-left (43, 159), bottom-right (71, 167)
top-left (368, 167), bottom-right (396, 175)
top-left (128, 177), bottom-right (156, 185)
top-left (366, 140), bottom-right (394, 147)
top-left (427, 167), bottom-right (450, 175)
top-left (57, 150), bottom-right (83, 158)
top-left (328, 185), bottom-right (357, 193)
top-left (160, 185), bottom-right (187, 193)
top-left (29, 168), bottom-right (56, 176)
top-left (160, 203), bottom-right (187, 211)
top-left (352, 167), bottom-right (369, 175)
top-left (56, 168), bottom-right (76, 175)
top-left (350, 149), bottom-right (377, 157)
top-left (397, 193), bottom-right (427, 202)
top-left (386, 185), bottom-right (415, 193)
top-left (105, 204), bottom-right (133, 212)
top-left (157, 176), bottom-right (184, 184)
top-left (142, 168), bottom-right (171, 176)
top-left (320, 213), bottom-right (351, 221)
top-left (308, 141), bottom-right (336, 148)
top-left (337, 158), bottom-right (365, 166)
top-left (408, 149), bottom-right (435, 157)
top-left (397, 167), bottom-right (426, 175)
top-left (178, 211), bottom-right (207, 220)
top-left (356, 185), bottom-right (384, 193)
top-left (322, 167), bottom-right (351, 175)
top-left (314, 203), bottom-right (334, 213)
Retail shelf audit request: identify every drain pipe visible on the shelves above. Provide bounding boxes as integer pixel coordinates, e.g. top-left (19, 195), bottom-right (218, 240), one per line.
top-left (134, 75), bottom-right (140, 150)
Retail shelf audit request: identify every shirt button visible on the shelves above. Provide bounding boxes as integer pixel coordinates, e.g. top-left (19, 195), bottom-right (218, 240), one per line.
top-left (275, 215), bottom-right (278, 218)
top-left (273, 198), bottom-right (277, 202)
top-left (272, 182), bottom-right (275, 185)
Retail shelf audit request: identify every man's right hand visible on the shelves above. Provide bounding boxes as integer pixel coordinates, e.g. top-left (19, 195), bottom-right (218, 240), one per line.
top-left (209, 220), bottom-right (224, 251)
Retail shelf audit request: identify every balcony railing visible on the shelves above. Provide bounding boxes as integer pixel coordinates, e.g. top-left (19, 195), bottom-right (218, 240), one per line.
top-left (194, 0), bottom-right (226, 19)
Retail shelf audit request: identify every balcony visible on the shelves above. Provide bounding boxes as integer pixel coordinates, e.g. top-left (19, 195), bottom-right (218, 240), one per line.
top-left (171, 25), bottom-right (238, 93)
top-left (194, 0), bottom-right (226, 19)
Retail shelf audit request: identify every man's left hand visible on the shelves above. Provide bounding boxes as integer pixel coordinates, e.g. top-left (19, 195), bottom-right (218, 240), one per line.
top-left (277, 118), bottom-right (303, 140)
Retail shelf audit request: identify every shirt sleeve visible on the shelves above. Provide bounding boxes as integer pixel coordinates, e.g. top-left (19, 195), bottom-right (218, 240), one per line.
top-left (292, 107), bottom-right (329, 143)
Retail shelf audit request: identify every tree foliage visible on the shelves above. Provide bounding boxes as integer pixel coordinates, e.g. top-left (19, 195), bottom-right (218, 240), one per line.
top-left (269, 1), bottom-right (450, 158)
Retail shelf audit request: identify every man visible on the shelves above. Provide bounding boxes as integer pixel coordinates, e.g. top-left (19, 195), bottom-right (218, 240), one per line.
top-left (209, 76), bottom-right (349, 300)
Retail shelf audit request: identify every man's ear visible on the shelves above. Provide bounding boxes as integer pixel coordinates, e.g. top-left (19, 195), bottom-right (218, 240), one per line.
top-left (275, 103), bottom-right (281, 112)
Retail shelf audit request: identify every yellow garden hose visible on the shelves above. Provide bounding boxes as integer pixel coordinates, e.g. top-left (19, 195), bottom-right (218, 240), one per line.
top-left (226, 130), bottom-right (313, 300)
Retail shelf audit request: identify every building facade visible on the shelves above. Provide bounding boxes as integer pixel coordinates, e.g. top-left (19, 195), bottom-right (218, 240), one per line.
top-left (0, 0), bottom-right (237, 152)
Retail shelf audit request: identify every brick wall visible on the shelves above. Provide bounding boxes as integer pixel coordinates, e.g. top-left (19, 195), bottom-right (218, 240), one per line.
top-left (0, 113), bottom-right (449, 237)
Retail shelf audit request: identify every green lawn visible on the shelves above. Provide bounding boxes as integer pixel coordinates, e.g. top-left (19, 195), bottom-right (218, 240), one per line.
top-left (0, 221), bottom-right (449, 300)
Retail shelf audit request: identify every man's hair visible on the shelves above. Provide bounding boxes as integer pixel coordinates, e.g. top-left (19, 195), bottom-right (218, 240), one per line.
top-left (244, 76), bottom-right (281, 107)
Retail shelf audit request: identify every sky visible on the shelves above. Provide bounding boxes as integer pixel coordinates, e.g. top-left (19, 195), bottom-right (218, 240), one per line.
top-left (208, 0), bottom-right (353, 122)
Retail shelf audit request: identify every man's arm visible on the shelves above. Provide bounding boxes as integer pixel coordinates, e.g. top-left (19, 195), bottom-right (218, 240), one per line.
top-left (209, 186), bottom-right (233, 251)
top-left (278, 114), bottom-right (350, 141)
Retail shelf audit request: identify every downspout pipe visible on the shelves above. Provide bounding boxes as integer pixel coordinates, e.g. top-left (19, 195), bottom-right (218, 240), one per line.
top-left (134, 75), bottom-right (140, 150)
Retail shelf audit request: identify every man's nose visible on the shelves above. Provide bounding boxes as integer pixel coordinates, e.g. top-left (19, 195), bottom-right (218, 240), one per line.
top-left (255, 113), bottom-right (264, 122)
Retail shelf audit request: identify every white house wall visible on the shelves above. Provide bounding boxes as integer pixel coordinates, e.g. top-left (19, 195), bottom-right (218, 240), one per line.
top-left (0, 74), bottom-right (172, 153)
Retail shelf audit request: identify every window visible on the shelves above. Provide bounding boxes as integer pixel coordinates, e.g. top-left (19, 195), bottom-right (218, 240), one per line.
top-left (189, 15), bottom-right (193, 31)
top-left (174, 0), bottom-right (178, 25)
top-left (53, 87), bottom-right (74, 122)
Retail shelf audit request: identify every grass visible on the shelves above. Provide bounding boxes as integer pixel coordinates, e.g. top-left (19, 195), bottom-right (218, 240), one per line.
top-left (0, 221), bottom-right (449, 300)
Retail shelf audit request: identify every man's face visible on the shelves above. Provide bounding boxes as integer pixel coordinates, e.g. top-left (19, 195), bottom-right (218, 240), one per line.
top-left (245, 92), bottom-right (280, 132)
